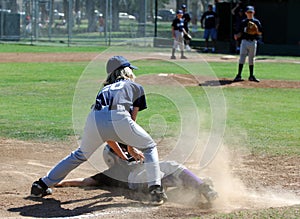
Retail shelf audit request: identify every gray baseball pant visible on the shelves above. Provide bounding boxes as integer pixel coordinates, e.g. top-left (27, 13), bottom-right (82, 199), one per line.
top-left (42, 106), bottom-right (161, 188)
top-left (239, 39), bottom-right (257, 65)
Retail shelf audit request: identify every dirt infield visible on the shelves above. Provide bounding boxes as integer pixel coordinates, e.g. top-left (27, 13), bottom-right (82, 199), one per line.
top-left (0, 52), bottom-right (299, 218)
top-left (0, 138), bottom-right (299, 218)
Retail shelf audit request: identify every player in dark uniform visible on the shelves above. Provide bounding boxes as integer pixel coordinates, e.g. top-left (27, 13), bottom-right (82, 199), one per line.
top-left (171, 10), bottom-right (188, 59)
top-left (233, 6), bottom-right (262, 82)
top-left (181, 4), bottom-right (192, 51)
top-left (231, 1), bottom-right (246, 53)
top-left (56, 144), bottom-right (218, 203)
top-left (200, 4), bottom-right (219, 53)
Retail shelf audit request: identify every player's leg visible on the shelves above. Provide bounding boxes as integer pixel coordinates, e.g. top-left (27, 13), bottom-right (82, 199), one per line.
top-left (203, 29), bottom-right (210, 52)
top-left (233, 39), bottom-right (247, 81)
top-left (31, 110), bottom-right (105, 197)
top-left (184, 33), bottom-right (191, 51)
top-left (160, 161), bottom-right (218, 203)
top-left (211, 28), bottom-right (217, 53)
top-left (105, 110), bottom-right (167, 204)
top-left (55, 177), bottom-right (97, 187)
top-left (179, 32), bottom-right (187, 59)
top-left (171, 31), bottom-right (179, 59)
top-left (248, 41), bottom-right (259, 82)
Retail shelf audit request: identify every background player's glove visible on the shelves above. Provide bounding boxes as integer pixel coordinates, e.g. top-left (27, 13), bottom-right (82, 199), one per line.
top-left (246, 21), bottom-right (261, 35)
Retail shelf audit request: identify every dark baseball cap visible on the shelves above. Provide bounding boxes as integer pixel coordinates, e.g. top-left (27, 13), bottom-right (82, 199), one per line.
top-left (177, 10), bottom-right (183, 15)
top-left (106, 56), bottom-right (138, 74)
top-left (245, 6), bottom-right (255, 12)
top-left (181, 4), bottom-right (187, 9)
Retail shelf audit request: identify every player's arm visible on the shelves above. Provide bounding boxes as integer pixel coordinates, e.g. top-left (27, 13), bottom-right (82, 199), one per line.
top-left (107, 140), bottom-right (128, 161)
top-left (200, 13), bottom-right (205, 28)
top-left (256, 20), bottom-right (263, 35)
top-left (234, 20), bottom-right (244, 40)
top-left (215, 15), bottom-right (220, 29)
top-left (131, 106), bottom-right (139, 121)
top-left (55, 177), bottom-right (97, 187)
top-left (127, 106), bottom-right (145, 161)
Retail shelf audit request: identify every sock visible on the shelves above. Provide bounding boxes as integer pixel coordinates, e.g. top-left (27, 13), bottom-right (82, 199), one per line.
top-left (171, 49), bottom-right (175, 56)
top-left (38, 178), bottom-right (49, 189)
top-left (237, 64), bottom-right (244, 77)
top-left (249, 65), bottom-right (254, 76)
top-left (178, 169), bottom-right (204, 189)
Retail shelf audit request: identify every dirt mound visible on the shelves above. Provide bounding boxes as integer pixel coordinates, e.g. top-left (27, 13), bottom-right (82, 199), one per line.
top-left (136, 74), bottom-right (300, 89)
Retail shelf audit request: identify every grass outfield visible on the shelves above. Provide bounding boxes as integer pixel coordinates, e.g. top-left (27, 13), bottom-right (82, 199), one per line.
top-left (0, 58), bottom-right (299, 156)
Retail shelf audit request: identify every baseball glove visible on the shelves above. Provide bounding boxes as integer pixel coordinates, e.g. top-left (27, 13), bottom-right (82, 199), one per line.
top-left (246, 21), bottom-right (261, 35)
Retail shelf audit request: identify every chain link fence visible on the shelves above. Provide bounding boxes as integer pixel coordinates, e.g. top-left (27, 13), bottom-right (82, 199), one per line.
top-left (0, 0), bottom-right (183, 47)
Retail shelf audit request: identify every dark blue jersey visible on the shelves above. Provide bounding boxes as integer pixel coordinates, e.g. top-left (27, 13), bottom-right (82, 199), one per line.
top-left (238, 18), bottom-right (262, 40)
top-left (95, 80), bottom-right (147, 112)
top-left (172, 17), bottom-right (184, 32)
top-left (182, 13), bottom-right (191, 31)
top-left (201, 11), bottom-right (218, 29)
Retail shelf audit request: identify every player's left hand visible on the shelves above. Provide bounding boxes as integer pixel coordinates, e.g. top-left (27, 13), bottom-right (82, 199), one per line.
top-left (128, 146), bottom-right (145, 162)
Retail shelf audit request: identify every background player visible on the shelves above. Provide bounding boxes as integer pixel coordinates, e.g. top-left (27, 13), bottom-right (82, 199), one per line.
top-left (181, 4), bottom-right (192, 51)
top-left (30, 56), bottom-right (168, 205)
top-left (200, 4), bottom-right (219, 53)
top-left (171, 10), bottom-right (188, 59)
top-left (233, 6), bottom-right (262, 82)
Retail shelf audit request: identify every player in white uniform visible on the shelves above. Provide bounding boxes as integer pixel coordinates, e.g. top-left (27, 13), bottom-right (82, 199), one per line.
top-left (30, 56), bottom-right (167, 205)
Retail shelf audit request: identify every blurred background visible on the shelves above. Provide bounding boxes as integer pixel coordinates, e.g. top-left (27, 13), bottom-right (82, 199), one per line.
top-left (0, 0), bottom-right (299, 55)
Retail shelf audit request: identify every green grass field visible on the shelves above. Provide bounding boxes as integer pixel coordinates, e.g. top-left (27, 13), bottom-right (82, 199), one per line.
top-left (0, 45), bottom-right (299, 218)
top-left (0, 46), bottom-right (299, 157)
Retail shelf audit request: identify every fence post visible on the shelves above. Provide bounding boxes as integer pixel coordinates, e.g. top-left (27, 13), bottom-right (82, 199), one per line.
top-left (67, 0), bottom-right (73, 46)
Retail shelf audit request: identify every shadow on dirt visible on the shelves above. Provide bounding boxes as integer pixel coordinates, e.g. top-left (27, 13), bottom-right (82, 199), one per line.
top-left (200, 79), bottom-right (233, 86)
top-left (8, 188), bottom-right (148, 218)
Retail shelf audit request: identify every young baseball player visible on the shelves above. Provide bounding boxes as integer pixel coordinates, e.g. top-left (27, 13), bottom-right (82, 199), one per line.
top-left (233, 6), bottom-right (262, 82)
top-left (200, 4), bottom-right (219, 53)
top-left (181, 4), bottom-right (192, 51)
top-left (55, 144), bottom-right (218, 204)
top-left (171, 10), bottom-right (188, 59)
top-left (30, 56), bottom-right (168, 205)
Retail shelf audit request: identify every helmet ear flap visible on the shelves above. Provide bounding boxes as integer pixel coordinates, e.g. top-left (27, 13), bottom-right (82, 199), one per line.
top-left (103, 145), bottom-right (117, 167)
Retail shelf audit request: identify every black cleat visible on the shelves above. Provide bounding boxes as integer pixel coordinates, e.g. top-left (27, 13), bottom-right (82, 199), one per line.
top-left (30, 179), bottom-right (52, 198)
top-left (233, 75), bottom-right (243, 82)
top-left (248, 76), bottom-right (260, 82)
top-left (199, 182), bottom-right (218, 203)
top-left (149, 185), bottom-right (168, 205)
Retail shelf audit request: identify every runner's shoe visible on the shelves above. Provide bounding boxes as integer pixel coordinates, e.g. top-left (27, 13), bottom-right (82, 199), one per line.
top-left (30, 179), bottom-right (52, 198)
top-left (149, 185), bottom-right (168, 205)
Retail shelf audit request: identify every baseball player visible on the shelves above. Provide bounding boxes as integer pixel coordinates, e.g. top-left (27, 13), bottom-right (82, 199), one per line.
top-left (56, 144), bottom-right (218, 203)
top-left (233, 6), bottom-right (262, 82)
top-left (30, 56), bottom-right (168, 205)
top-left (171, 10), bottom-right (189, 59)
top-left (181, 4), bottom-right (192, 51)
top-left (200, 4), bottom-right (219, 53)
